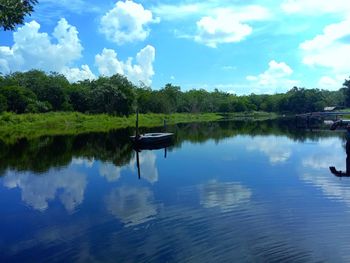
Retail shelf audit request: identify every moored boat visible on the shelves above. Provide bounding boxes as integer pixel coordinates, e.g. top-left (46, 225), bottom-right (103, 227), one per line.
top-left (130, 132), bottom-right (174, 145)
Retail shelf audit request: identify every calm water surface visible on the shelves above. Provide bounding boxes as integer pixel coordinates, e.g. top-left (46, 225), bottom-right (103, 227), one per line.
top-left (1, 120), bottom-right (350, 262)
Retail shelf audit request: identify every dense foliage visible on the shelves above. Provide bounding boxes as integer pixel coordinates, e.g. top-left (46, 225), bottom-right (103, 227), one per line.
top-left (0, 70), bottom-right (349, 115)
top-left (0, 0), bottom-right (38, 30)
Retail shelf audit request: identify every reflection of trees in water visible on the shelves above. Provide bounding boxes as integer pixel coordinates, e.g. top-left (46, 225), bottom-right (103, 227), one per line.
top-left (0, 128), bottom-right (134, 175)
top-left (0, 119), bottom-right (343, 175)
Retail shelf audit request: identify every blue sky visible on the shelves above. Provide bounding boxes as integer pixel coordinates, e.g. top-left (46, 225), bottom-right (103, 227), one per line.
top-left (0, 0), bottom-right (350, 94)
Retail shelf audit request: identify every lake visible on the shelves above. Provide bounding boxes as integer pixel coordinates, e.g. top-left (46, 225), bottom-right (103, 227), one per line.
top-left (1, 119), bottom-right (350, 262)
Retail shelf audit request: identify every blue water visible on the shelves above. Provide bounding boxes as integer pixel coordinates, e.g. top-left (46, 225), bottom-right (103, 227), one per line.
top-left (1, 120), bottom-right (350, 262)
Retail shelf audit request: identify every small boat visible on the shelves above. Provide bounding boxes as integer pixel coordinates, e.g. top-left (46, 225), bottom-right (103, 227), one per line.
top-left (130, 111), bottom-right (174, 148)
top-left (132, 136), bottom-right (174, 151)
top-left (131, 133), bottom-right (174, 150)
top-left (130, 132), bottom-right (174, 144)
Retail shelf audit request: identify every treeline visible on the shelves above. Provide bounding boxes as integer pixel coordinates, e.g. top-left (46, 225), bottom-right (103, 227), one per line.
top-left (0, 70), bottom-right (349, 115)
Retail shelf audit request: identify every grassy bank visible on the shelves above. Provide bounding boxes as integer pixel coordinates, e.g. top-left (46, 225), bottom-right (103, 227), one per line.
top-left (0, 112), bottom-right (221, 142)
top-left (0, 111), bottom-right (278, 143)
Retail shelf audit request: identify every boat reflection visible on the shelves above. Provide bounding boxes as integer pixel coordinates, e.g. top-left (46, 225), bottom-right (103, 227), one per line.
top-left (133, 140), bottom-right (173, 180)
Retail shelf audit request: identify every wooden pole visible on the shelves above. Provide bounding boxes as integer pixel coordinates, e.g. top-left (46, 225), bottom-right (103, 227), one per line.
top-left (136, 150), bottom-right (141, 179)
top-left (136, 110), bottom-right (139, 139)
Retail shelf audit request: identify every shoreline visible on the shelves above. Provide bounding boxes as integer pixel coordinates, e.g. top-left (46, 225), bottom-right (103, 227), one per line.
top-left (0, 111), bottom-right (278, 143)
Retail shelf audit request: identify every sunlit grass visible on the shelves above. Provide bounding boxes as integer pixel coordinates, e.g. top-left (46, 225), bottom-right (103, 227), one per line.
top-left (0, 111), bottom-right (278, 143)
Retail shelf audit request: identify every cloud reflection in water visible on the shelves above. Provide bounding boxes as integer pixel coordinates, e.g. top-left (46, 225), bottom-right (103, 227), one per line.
top-left (199, 180), bottom-right (252, 211)
top-left (106, 186), bottom-right (159, 227)
top-left (3, 169), bottom-right (87, 212)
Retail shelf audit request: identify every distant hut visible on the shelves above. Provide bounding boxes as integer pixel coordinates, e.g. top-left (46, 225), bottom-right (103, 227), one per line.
top-left (323, 106), bottom-right (345, 112)
top-left (324, 106), bottom-right (337, 112)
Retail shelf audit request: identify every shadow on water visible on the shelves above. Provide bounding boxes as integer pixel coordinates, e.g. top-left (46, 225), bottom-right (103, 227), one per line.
top-left (0, 118), bottom-right (345, 176)
top-left (330, 127), bottom-right (350, 177)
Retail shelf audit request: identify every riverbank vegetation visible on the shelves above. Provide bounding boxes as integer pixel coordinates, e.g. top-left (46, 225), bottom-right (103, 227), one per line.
top-left (0, 70), bottom-right (349, 141)
top-left (0, 112), bottom-right (224, 142)
top-left (0, 70), bottom-right (349, 117)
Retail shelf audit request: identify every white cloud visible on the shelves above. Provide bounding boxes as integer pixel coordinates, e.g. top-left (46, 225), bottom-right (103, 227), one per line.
top-left (300, 19), bottom-right (350, 83)
top-left (3, 169), bottom-right (87, 212)
top-left (61, 65), bottom-right (96, 83)
top-left (199, 180), bottom-right (251, 211)
top-left (106, 186), bottom-right (159, 227)
top-left (0, 19), bottom-right (95, 82)
top-left (100, 0), bottom-right (158, 45)
top-left (157, 4), bottom-right (270, 47)
top-left (152, 3), bottom-right (271, 21)
top-left (152, 3), bottom-right (201, 20)
top-left (95, 45), bottom-right (155, 85)
top-left (281, 0), bottom-right (350, 16)
top-left (246, 60), bottom-right (298, 94)
top-left (318, 75), bottom-right (346, 91)
top-left (195, 10), bottom-right (252, 48)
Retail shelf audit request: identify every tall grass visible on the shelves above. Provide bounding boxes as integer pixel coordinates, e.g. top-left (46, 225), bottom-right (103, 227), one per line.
top-left (0, 111), bottom-right (278, 143)
top-left (0, 112), bottom-right (222, 143)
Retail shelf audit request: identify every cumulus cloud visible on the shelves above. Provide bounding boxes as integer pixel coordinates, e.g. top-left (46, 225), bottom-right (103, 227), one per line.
top-left (100, 0), bottom-right (158, 45)
top-left (195, 11), bottom-right (252, 48)
top-left (95, 45), bottom-right (155, 85)
top-left (61, 65), bottom-right (96, 83)
top-left (0, 19), bottom-right (95, 82)
top-left (300, 18), bottom-right (350, 88)
top-left (246, 60), bottom-right (298, 94)
top-left (199, 180), bottom-right (251, 211)
top-left (3, 169), bottom-right (87, 212)
top-left (106, 186), bottom-right (159, 227)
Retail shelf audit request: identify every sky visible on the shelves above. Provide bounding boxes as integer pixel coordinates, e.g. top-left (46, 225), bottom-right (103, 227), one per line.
top-left (0, 0), bottom-right (349, 95)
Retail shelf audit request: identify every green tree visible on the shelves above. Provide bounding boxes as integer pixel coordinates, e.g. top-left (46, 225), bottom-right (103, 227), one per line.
top-left (8, 70), bottom-right (70, 111)
top-left (66, 83), bottom-right (91, 113)
top-left (0, 85), bottom-right (37, 113)
top-left (0, 0), bottom-right (38, 31)
top-left (0, 94), bottom-right (7, 112)
top-left (343, 77), bottom-right (350, 107)
top-left (90, 75), bottom-right (135, 115)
